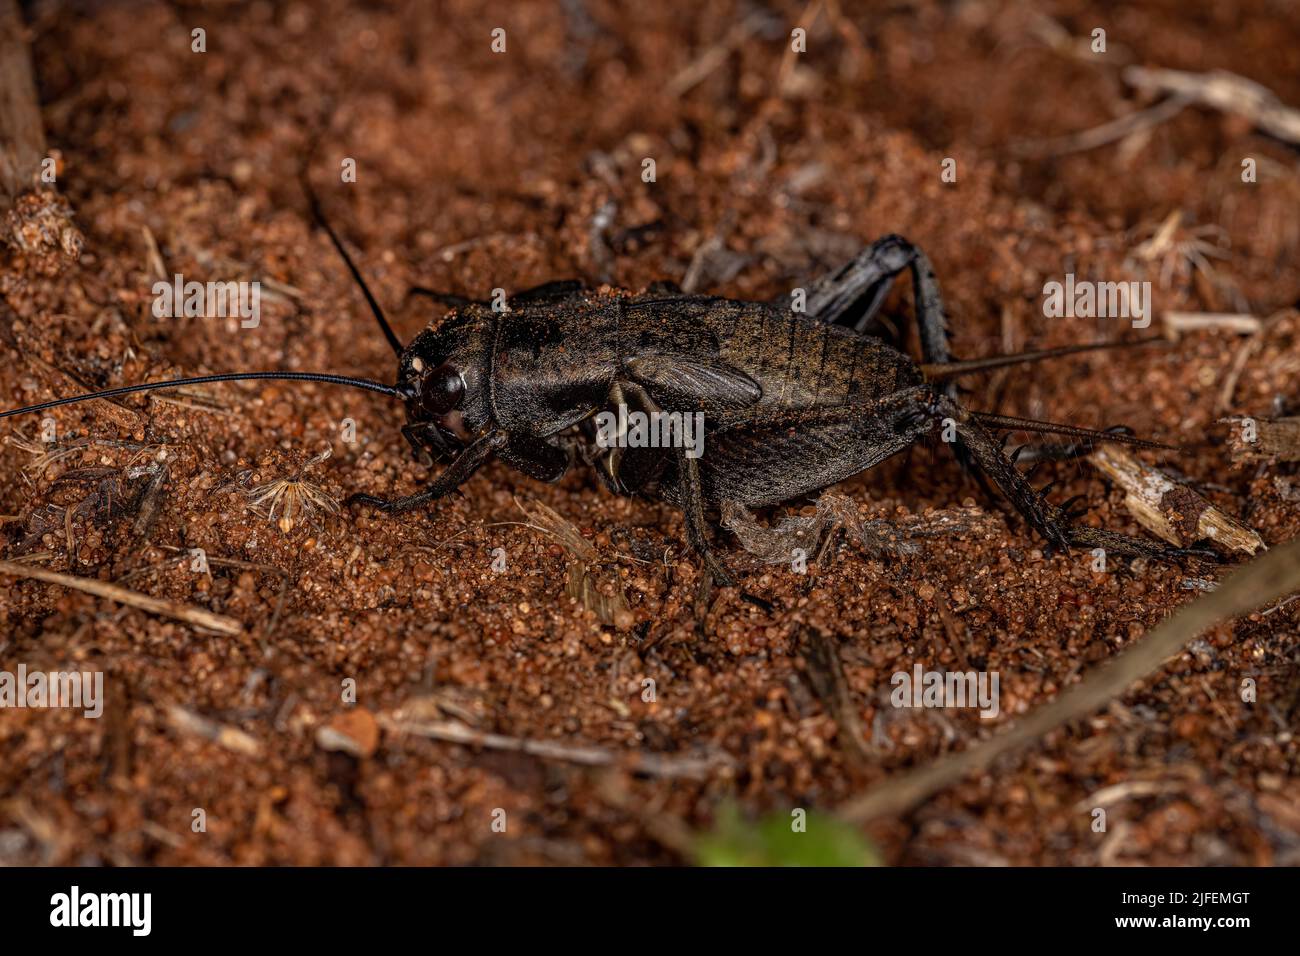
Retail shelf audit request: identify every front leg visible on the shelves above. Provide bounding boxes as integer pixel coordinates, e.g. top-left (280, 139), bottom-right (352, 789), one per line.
top-left (348, 430), bottom-right (506, 514)
top-left (401, 422), bottom-right (438, 467)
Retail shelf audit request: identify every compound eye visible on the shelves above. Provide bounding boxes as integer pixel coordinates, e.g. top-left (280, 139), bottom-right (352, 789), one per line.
top-left (425, 362), bottom-right (464, 414)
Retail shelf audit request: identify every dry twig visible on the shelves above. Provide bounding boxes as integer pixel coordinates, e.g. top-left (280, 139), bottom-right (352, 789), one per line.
top-left (840, 536), bottom-right (1300, 822)
top-left (0, 0), bottom-right (81, 265)
top-left (0, 558), bottom-right (243, 635)
top-left (166, 705), bottom-right (261, 756)
top-left (1163, 312), bottom-right (1263, 337)
top-left (1014, 66), bottom-right (1300, 159)
top-left (1123, 66), bottom-right (1300, 145)
top-left (801, 627), bottom-right (872, 767)
top-left (1010, 93), bottom-right (1192, 158)
top-left (1089, 446), bottom-right (1265, 555)
top-left (1221, 416), bottom-right (1300, 464)
top-left (381, 714), bottom-right (733, 780)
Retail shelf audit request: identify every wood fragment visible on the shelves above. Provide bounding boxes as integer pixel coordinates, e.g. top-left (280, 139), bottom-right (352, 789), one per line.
top-left (1012, 66), bottom-right (1300, 161)
top-left (839, 535), bottom-right (1300, 823)
top-left (1074, 778), bottom-right (1179, 811)
top-left (140, 224), bottom-right (167, 281)
top-left (166, 705), bottom-right (261, 756)
top-left (592, 771), bottom-right (697, 856)
top-left (1163, 311), bottom-right (1262, 337)
top-left (0, 0), bottom-right (45, 202)
top-left (156, 545), bottom-right (292, 641)
top-left (1217, 335), bottom-right (1261, 411)
top-left (1089, 446), bottom-right (1264, 555)
top-left (138, 820), bottom-right (185, 849)
top-left (0, 0), bottom-right (81, 267)
top-left (1220, 415), bottom-right (1300, 463)
top-left (0, 559), bottom-right (244, 635)
top-left (381, 715), bottom-right (733, 780)
top-left (1, 797), bottom-right (66, 863)
top-left (666, 13), bottom-right (765, 98)
top-left (25, 354), bottom-right (145, 431)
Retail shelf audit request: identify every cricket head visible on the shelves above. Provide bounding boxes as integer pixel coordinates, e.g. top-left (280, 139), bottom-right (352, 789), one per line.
top-left (397, 310), bottom-right (495, 458)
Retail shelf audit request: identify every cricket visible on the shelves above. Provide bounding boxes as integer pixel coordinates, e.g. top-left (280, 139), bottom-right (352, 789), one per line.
top-left (0, 190), bottom-right (1210, 586)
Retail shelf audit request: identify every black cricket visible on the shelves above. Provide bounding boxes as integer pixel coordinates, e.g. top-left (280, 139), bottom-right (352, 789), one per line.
top-left (1, 182), bottom-right (1207, 585)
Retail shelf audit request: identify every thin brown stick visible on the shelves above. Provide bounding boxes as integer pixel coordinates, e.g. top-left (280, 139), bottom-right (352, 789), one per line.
top-left (0, 0), bottom-right (80, 266)
top-left (157, 545), bottom-right (291, 641)
top-left (667, 12), bottom-right (766, 98)
top-left (1123, 66), bottom-right (1300, 145)
top-left (1217, 335), bottom-right (1261, 413)
top-left (1163, 311), bottom-right (1263, 336)
top-left (166, 705), bottom-right (261, 756)
top-left (0, 558), bottom-right (243, 636)
top-left (839, 537), bottom-right (1300, 823)
top-left (1009, 93), bottom-right (1191, 158)
top-left (129, 461), bottom-right (170, 543)
top-left (1213, 308), bottom-right (1292, 414)
top-left (381, 715), bottom-right (734, 780)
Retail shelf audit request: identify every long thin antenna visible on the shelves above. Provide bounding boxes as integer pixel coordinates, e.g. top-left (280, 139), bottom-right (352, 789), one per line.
top-left (0, 372), bottom-right (405, 421)
top-left (921, 338), bottom-right (1163, 382)
top-left (300, 170), bottom-right (405, 357)
top-left (970, 411), bottom-right (1176, 451)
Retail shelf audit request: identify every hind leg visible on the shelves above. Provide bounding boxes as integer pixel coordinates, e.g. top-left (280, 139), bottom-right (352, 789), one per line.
top-left (786, 236), bottom-right (1006, 492)
top-left (700, 389), bottom-right (1204, 563)
top-left (792, 235), bottom-right (954, 370)
top-left (938, 397), bottom-right (1209, 560)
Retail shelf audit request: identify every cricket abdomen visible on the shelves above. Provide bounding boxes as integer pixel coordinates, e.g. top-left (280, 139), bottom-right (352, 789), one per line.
top-left (710, 303), bottom-right (922, 410)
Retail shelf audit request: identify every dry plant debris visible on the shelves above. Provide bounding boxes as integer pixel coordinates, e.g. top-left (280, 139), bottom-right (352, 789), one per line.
top-left (1089, 446), bottom-right (1265, 555)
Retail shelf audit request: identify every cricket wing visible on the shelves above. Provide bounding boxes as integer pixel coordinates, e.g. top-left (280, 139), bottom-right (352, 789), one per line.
top-left (624, 353), bottom-right (762, 413)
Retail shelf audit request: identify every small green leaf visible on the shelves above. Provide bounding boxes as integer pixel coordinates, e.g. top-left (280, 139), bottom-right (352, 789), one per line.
top-left (694, 803), bottom-right (881, 867)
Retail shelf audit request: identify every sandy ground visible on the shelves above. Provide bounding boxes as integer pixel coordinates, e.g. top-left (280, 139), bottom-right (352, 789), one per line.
top-left (1, 0), bottom-right (1297, 865)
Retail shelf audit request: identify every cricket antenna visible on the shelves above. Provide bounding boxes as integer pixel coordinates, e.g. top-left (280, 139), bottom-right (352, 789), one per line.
top-left (300, 167), bottom-right (406, 357)
top-left (0, 372), bottom-right (408, 421)
top-left (969, 411), bottom-right (1177, 452)
top-left (921, 338), bottom-right (1164, 383)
